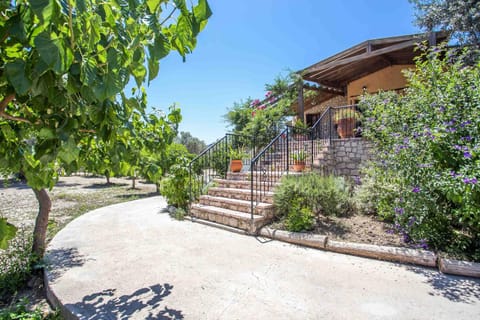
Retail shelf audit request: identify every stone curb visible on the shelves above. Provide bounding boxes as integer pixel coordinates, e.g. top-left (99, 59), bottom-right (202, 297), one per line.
top-left (258, 227), bottom-right (480, 278)
top-left (44, 271), bottom-right (79, 320)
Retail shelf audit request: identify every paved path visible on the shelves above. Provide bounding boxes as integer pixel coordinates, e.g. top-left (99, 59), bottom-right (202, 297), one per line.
top-left (45, 196), bottom-right (480, 319)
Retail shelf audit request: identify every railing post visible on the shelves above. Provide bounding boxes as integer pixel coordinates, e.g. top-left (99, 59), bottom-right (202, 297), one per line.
top-left (310, 128), bottom-right (314, 169)
top-left (225, 135), bottom-right (228, 178)
top-left (189, 163), bottom-right (192, 210)
top-left (250, 161), bottom-right (254, 222)
top-left (328, 108), bottom-right (332, 144)
top-left (286, 127), bottom-right (289, 174)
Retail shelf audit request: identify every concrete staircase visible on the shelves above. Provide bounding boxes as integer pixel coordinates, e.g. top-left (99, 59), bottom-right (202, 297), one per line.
top-left (189, 172), bottom-right (280, 233)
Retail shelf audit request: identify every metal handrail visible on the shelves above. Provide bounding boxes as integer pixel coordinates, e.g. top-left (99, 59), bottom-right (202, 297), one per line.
top-left (188, 133), bottom-right (255, 209)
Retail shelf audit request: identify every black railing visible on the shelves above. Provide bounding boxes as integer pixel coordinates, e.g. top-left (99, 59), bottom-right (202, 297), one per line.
top-left (188, 133), bottom-right (255, 207)
top-left (311, 105), bottom-right (362, 141)
top-left (249, 125), bottom-right (313, 220)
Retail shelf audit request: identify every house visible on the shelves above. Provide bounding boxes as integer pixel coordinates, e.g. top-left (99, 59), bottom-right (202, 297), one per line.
top-left (187, 32), bottom-right (449, 233)
top-left (295, 32), bottom-right (448, 126)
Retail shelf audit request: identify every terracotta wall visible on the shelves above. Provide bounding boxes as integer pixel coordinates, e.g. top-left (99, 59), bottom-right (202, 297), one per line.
top-left (347, 64), bottom-right (414, 104)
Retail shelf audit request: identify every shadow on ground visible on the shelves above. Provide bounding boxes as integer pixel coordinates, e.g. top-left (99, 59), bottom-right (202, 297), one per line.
top-left (83, 182), bottom-right (129, 189)
top-left (407, 266), bottom-right (480, 303)
top-left (45, 248), bottom-right (87, 282)
top-left (65, 284), bottom-right (182, 319)
top-left (114, 192), bottom-right (159, 200)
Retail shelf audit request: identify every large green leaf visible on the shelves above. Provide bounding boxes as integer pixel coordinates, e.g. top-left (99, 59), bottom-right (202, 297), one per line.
top-left (34, 32), bottom-right (73, 74)
top-left (146, 0), bottom-right (161, 13)
top-left (0, 218), bottom-right (17, 250)
top-left (5, 60), bottom-right (32, 95)
top-left (193, 0), bottom-right (212, 35)
top-left (58, 138), bottom-right (80, 165)
top-left (30, 0), bottom-right (55, 23)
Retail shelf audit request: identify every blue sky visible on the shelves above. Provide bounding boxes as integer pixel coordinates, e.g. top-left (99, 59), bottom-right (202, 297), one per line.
top-left (146, 0), bottom-right (419, 144)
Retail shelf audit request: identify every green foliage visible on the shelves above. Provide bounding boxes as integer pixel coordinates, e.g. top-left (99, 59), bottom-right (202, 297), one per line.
top-left (0, 0), bottom-right (211, 254)
top-left (284, 201), bottom-right (315, 232)
top-left (0, 230), bottom-right (35, 301)
top-left (228, 147), bottom-right (248, 160)
top-left (274, 174), bottom-right (351, 225)
top-left (360, 46), bottom-right (480, 259)
top-left (291, 150), bottom-right (307, 162)
top-left (353, 167), bottom-right (402, 220)
top-left (0, 218), bottom-right (17, 250)
top-left (170, 207), bottom-right (186, 221)
top-left (0, 298), bottom-right (60, 320)
top-left (410, 0), bottom-right (480, 46)
top-left (160, 156), bottom-right (192, 210)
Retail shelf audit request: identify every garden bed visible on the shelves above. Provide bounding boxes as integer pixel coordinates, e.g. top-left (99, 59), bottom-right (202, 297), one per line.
top-left (270, 213), bottom-right (407, 248)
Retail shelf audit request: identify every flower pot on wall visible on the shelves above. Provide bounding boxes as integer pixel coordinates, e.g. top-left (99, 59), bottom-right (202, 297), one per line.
top-left (292, 161), bottom-right (306, 172)
top-left (230, 160), bottom-right (243, 172)
top-left (336, 118), bottom-right (355, 138)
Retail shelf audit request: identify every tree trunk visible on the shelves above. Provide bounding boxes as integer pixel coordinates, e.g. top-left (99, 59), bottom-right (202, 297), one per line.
top-left (32, 188), bottom-right (52, 257)
top-left (132, 176), bottom-right (136, 189)
top-left (106, 175), bottom-right (110, 184)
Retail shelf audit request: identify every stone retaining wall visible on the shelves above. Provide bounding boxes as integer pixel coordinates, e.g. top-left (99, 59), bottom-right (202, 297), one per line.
top-left (316, 138), bottom-right (373, 179)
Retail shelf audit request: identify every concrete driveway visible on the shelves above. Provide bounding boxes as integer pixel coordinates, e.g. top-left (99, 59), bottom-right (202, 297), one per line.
top-left (45, 196), bottom-right (480, 319)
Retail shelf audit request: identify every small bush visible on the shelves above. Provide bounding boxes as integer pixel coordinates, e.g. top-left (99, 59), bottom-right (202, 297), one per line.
top-left (284, 201), bottom-right (315, 232)
top-left (0, 229), bottom-right (36, 302)
top-left (274, 173), bottom-right (351, 219)
top-left (352, 167), bottom-right (401, 220)
top-left (160, 159), bottom-right (191, 210)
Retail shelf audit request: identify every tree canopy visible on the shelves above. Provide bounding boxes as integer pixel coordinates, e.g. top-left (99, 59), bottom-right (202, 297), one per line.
top-left (0, 0), bottom-right (211, 255)
top-left (410, 0), bottom-right (480, 46)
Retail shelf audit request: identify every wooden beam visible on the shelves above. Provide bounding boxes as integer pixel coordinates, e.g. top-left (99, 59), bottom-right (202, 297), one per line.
top-left (297, 82), bottom-right (304, 120)
top-left (305, 39), bottom-right (419, 74)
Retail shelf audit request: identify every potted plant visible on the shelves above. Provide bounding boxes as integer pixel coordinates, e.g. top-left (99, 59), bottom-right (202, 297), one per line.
top-left (229, 147), bottom-right (248, 172)
top-left (291, 150), bottom-right (307, 172)
top-left (333, 108), bottom-right (360, 139)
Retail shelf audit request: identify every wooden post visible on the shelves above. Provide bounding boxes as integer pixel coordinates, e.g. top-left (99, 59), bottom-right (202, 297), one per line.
top-left (297, 82), bottom-right (304, 121)
top-left (428, 32), bottom-right (436, 46)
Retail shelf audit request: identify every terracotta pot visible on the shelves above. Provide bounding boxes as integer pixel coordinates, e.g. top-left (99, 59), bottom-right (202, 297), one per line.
top-left (230, 159), bottom-right (243, 172)
top-left (292, 161), bottom-right (306, 172)
top-left (336, 118), bottom-right (356, 138)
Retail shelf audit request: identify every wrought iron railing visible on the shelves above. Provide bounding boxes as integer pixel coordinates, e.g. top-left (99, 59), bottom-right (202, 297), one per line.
top-left (311, 104), bottom-right (362, 141)
top-left (249, 125), bottom-right (313, 220)
top-left (188, 133), bottom-right (255, 206)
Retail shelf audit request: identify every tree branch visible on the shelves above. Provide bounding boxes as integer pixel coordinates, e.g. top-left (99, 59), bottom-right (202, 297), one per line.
top-left (160, 8), bottom-right (177, 26)
top-left (0, 93), bottom-right (32, 124)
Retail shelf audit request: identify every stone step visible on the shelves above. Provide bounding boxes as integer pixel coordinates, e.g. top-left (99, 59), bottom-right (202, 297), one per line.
top-left (213, 178), bottom-right (280, 191)
top-left (208, 187), bottom-right (274, 204)
top-left (226, 171), bottom-right (288, 182)
top-left (199, 195), bottom-right (274, 216)
top-left (189, 204), bottom-right (268, 232)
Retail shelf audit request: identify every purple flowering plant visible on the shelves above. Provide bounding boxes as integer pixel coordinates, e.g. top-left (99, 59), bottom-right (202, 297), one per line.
top-left (358, 46), bottom-right (480, 260)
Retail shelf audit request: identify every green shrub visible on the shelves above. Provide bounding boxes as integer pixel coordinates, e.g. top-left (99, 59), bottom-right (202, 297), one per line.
top-left (160, 160), bottom-right (191, 210)
top-left (352, 167), bottom-right (401, 220)
top-left (284, 201), bottom-right (315, 232)
top-left (0, 229), bottom-right (36, 302)
top-left (274, 173), bottom-right (351, 220)
top-left (0, 298), bottom-right (60, 319)
top-left (360, 46), bottom-right (480, 260)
